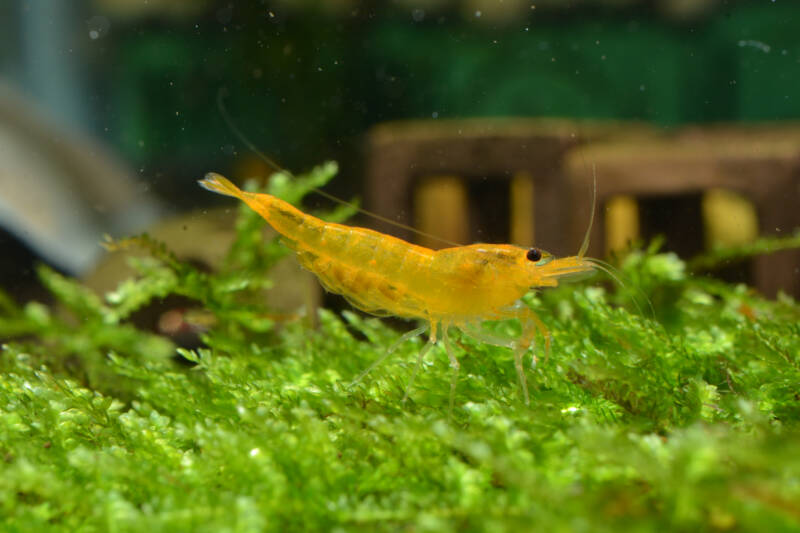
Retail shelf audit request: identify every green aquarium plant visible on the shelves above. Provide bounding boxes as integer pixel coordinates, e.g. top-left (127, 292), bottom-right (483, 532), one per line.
top-left (1, 163), bottom-right (799, 532)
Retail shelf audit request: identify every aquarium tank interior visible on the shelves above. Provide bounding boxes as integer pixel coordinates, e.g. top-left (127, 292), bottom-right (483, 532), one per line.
top-left (1, 0), bottom-right (799, 531)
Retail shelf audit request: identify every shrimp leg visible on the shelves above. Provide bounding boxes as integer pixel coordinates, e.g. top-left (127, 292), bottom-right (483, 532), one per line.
top-left (402, 322), bottom-right (438, 403)
top-left (524, 309), bottom-right (552, 365)
top-left (443, 327), bottom-right (460, 414)
top-left (494, 306), bottom-right (552, 406)
top-left (350, 324), bottom-right (428, 387)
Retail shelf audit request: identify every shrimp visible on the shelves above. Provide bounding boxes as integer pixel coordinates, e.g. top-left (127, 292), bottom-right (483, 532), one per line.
top-left (199, 172), bottom-right (599, 406)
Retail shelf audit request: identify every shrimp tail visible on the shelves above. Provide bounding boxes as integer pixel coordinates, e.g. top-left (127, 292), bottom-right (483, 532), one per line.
top-left (198, 172), bottom-right (245, 199)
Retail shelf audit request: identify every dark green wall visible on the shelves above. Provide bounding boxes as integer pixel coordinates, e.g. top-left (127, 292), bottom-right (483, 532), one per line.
top-left (99, 2), bottom-right (800, 200)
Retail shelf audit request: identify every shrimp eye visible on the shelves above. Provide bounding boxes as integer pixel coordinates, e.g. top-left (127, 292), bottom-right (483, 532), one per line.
top-left (526, 248), bottom-right (542, 262)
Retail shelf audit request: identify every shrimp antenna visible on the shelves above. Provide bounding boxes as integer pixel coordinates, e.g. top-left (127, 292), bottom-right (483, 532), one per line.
top-left (585, 257), bottom-right (655, 319)
top-left (575, 163), bottom-right (655, 319)
top-left (216, 88), bottom-right (462, 248)
top-left (577, 163), bottom-right (597, 259)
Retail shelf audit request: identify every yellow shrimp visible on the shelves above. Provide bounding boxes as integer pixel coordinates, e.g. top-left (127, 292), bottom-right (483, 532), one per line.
top-left (199, 172), bottom-right (598, 406)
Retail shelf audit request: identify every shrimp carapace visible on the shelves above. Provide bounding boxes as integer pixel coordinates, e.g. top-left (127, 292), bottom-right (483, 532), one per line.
top-left (199, 171), bottom-right (597, 406)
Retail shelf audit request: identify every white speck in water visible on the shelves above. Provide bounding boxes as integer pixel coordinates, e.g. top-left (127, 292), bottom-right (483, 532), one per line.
top-left (640, 84), bottom-right (646, 91)
top-left (432, 111), bottom-right (439, 118)
top-left (412, 9), bottom-right (425, 22)
top-left (475, 10), bottom-right (482, 18)
top-left (250, 448), bottom-right (260, 457)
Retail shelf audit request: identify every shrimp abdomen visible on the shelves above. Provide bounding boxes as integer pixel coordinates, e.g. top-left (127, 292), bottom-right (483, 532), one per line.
top-left (295, 244), bottom-right (425, 318)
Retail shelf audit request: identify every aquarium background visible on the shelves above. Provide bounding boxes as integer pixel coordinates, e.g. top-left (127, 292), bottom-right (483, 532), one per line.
top-left (0, 0), bottom-right (799, 296)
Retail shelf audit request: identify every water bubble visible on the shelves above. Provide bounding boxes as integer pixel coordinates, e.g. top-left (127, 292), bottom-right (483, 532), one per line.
top-left (86, 15), bottom-right (110, 40)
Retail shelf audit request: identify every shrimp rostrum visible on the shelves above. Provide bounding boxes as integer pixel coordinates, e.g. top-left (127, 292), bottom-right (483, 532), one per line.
top-left (199, 172), bottom-right (598, 406)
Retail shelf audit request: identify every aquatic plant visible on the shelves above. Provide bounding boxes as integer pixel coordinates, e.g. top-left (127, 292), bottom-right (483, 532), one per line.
top-left (1, 163), bottom-right (799, 532)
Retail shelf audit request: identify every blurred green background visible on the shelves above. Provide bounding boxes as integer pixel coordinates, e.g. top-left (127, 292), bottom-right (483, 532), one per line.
top-left (2, 0), bottom-right (799, 203)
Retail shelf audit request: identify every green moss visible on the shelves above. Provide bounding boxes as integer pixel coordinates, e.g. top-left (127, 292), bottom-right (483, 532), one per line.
top-left (2, 163), bottom-right (800, 532)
